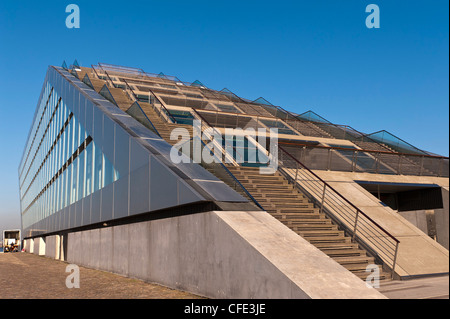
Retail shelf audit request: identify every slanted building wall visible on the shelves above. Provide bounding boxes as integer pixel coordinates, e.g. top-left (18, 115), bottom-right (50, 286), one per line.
top-left (30, 210), bottom-right (385, 299)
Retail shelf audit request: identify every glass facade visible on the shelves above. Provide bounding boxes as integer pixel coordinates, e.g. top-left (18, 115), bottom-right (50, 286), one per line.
top-left (19, 79), bottom-right (119, 234)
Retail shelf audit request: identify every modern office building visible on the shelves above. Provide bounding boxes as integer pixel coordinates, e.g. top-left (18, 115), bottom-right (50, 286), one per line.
top-left (19, 61), bottom-right (449, 298)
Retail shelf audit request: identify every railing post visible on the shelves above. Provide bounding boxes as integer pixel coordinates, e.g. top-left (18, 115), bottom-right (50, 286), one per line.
top-left (391, 241), bottom-right (399, 280)
top-left (327, 149), bottom-right (332, 171)
top-left (397, 155), bottom-right (402, 175)
top-left (294, 162), bottom-right (298, 184)
top-left (320, 184), bottom-right (326, 214)
top-left (301, 146), bottom-right (306, 164)
top-left (375, 152), bottom-right (380, 174)
top-left (352, 210), bottom-right (360, 242)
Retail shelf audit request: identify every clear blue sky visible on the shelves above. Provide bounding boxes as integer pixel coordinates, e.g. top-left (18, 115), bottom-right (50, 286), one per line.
top-left (0, 1), bottom-right (448, 232)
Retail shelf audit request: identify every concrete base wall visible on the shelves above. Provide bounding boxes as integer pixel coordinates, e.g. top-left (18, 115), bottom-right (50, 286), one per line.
top-left (435, 188), bottom-right (449, 250)
top-left (56, 210), bottom-right (385, 299)
top-left (398, 187), bottom-right (449, 250)
top-left (398, 210), bottom-right (431, 236)
top-left (45, 235), bottom-right (60, 259)
top-left (32, 237), bottom-right (45, 256)
top-left (309, 170), bottom-right (449, 278)
top-left (24, 238), bottom-right (34, 253)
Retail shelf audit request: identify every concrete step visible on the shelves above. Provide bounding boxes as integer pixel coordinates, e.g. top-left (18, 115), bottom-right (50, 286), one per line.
top-left (313, 242), bottom-right (359, 249)
top-left (299, 230), bottom-right (345, 237)
top-left (222, 165), bottom-right (389, 283)
top-left (288, 224), bottom-right (338, 231)
top-left (271, 213), bottom-right (325, 220)
top-left (341, 263), bottom-right (376, 272)
top-left (262, 197), bottom-right (309, 203)
top-left (306, 236), bottom-right (351, 244)
top-left (266, 208), bottom-right (319, 214)
top-left (353, 269), bottom-right (391, 281)
top-left (276, 218), bottom-right (330, 224)
top-left (236, 174), bottom-right (284, 180)
top-left (321, 248), bottom-right (367, 258)
top-left (333, 256), bottom-right (375, 265)
top-left (242, 183), bottom-right (292, 190)
top-left (259, 193), bottom-right (305, 198)
top-left (265, 203), bottom-right (313, 209)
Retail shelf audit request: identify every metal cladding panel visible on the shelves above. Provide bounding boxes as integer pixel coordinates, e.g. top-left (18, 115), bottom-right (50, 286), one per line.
top-left (91, 189), bottom-right (101, 224)
top-left (113, 176), bottom-right (129, 219)
top-left (102, 115), bottom-right (115, 166)
top-left (100, 183), bottom-right (114, 222)
top-left (92, 106), bottom-right (104, 146)
top-left (129, 164), bottom-right (150, 216)
top-left (149, 156), bottom-right (181, 211)
top-left (20, 66), bottom-right (248, 237)
top-left (82, 195), bottom-right (92, 227)
top-left (114, 123), bottom-right (130, 177)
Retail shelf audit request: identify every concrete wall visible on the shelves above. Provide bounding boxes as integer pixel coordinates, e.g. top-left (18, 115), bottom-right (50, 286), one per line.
top-left (60, 210), bottom-right (384, 299)
top-left (32, 237), bottom-right (45, 256)
top-left (398, 210), bottom-right (429, 235)
top-left (435, 188), bottom-right (449, 250)
top-left (24, 238), bottom-right (34, 254)
top-left (398, 188), bottom-right (448, 250)
top-left (45, 235), bottom-right (60, 260)
top-left (309, 170), bottom-right (449, 278)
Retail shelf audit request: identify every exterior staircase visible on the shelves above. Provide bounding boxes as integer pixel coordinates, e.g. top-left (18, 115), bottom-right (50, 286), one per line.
top-left (225, 165), bottom-right (391, 281)
top-left (72, 66), bottom-right (395, 282)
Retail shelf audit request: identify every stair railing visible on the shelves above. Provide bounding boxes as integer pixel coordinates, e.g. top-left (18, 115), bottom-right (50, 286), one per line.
top-left (146, 89), bottom-right (177, 124)
top-left (277, 145), bottom-right (400, 279)
top-left (176, 137), bottom-right (264, 210)
top-left (96, 64), bottom-right (116, 89)
top-left (122, 78), bottom-right (138, 102)
top-left (191, 109), bottom-right (240, 166)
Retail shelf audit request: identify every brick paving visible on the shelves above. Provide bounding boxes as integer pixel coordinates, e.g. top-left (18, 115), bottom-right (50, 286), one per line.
top-left (0, 252), bottom-right (204, 299)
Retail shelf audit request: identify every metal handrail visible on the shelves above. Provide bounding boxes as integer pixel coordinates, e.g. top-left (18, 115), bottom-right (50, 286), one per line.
top-left (279, 141), bottom-right (448, 177)
top-left (278, 145), bottom-right (400, 278)
top-left (191, 109), bottom-right (243, 165)
top-left (121, 78), bottom-right (138, 102)
top-left (176, 137), bottom-right (264, 210)
top-left (146, 89), bottom-right (177, 123)
top-left (90, 64), bottom-right (102, 79)
top-left (199, 139), bottom-right (264, 210)
top-left (128, 102), bottom-right (163, 139)
top-left (97, 65), bottom-right (116, 89)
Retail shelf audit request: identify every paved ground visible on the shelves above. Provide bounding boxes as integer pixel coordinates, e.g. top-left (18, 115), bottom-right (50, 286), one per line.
top-left (377, 275), bottom-right (449, 299)
top-left (1, 252), bottom-right (448, 299)
top-left (0, 252), bottom-right (204, 299)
